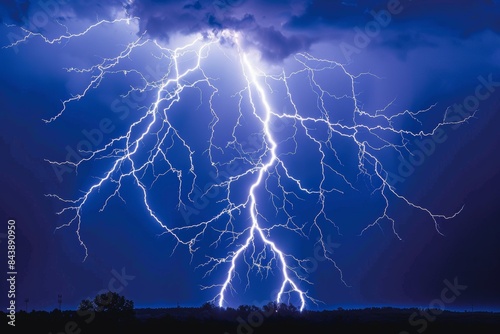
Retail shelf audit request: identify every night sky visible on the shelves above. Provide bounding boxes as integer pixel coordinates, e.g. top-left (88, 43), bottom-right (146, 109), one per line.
top-left (0, 0), bottom-right (499, 313)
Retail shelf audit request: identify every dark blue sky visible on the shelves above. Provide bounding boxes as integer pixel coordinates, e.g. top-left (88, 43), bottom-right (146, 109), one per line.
top-left (0, 0), bottom-right (499, 312)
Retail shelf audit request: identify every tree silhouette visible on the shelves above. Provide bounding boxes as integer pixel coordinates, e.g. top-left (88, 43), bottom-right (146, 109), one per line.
top-left (263, 301), bottom-right (278, 315)
top-left (78, 298), bottom-right (95, 312)
top-left (94, 291), bottom-right (134, 313)
top-left (78, 291), bottom-right (134, 319)
top-left (201, 301), bottom-right (216, 311)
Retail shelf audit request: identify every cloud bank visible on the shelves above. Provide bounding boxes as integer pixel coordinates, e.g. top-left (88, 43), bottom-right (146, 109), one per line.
top-left (1, 0), bottom-right (499, 62)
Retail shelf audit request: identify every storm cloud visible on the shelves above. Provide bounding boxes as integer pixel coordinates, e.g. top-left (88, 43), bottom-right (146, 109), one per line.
top-left (1, 0), bottom-right (499, 61)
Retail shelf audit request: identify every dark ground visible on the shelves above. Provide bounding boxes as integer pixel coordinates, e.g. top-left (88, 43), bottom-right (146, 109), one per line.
top-left (2, 305), bottom-right (499, 333)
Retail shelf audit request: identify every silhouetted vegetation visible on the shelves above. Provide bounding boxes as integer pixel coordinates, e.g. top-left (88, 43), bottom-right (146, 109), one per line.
top-left (79, 291), bottom-right (134, 315)
top-left (2, 294), bottom-right (499, 333)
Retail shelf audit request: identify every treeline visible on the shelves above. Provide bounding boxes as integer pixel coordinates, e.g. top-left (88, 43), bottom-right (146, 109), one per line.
top-left (1, 294), bottom-right (499, 333)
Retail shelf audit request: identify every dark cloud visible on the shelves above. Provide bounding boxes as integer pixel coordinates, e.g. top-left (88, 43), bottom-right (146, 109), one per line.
top-left (1, 0), bottom-right (499, 61)
top-left (125, 0), bottom-right (314, 62)
top-left (286, 0), bottom-right (500, 36)
top-left (0, 0), bottom-right (123, 24)
top-left (239, 24), bottom-right (313, 62)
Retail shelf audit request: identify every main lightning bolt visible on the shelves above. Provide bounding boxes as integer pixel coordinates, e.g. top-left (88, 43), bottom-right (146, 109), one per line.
top-left (5, 17), bottom-right (472, 311)
top-left (214, 46), bottom-right (308, 309)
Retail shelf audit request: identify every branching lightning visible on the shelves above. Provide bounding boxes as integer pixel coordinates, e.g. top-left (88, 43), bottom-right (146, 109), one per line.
top-left (6, 17), bottom-right (472, 311)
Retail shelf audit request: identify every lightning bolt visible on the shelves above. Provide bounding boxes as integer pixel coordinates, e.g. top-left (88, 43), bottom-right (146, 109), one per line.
top-left (5, 17), bottom-right (472, 311)
top-left (214, 45), bottom-right (309, 309)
